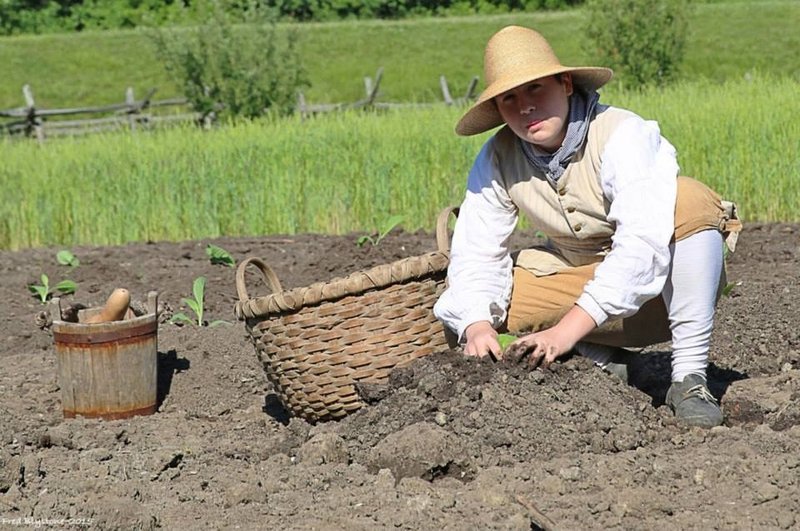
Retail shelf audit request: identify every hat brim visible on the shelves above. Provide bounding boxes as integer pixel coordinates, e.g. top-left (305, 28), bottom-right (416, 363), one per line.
top-left (455, 66), bottom-right (613, 136)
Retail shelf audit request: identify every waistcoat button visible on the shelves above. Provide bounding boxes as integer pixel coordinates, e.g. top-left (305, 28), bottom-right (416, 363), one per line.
top-left (574, 224), bottom-right (582, 232)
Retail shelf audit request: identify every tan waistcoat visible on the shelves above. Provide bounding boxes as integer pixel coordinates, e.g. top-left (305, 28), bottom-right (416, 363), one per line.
top-left (493, 105), bottom-right (636, 276)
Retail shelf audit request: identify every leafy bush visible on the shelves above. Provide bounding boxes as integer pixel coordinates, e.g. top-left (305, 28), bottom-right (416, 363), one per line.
top-left (583, 0), bottom-right (692, 88)
top-left (0, 0), bottom-right (188, 35)
top-left (259, 0), bottom-right (581, 21)
top-left (0, 0), bottom-right (63, 35)
top-left (1, 0), bottom-right (584, 34)
top-left (148, 0), bottom-right (309, 119)
top-left (66, 0), bottom-right (188, 31)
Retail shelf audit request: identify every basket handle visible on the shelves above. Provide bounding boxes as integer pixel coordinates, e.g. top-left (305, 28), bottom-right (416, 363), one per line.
top-left (236, 257), bottom-right (284, 303)
top-left (435, 205), bottom-right (460, 252)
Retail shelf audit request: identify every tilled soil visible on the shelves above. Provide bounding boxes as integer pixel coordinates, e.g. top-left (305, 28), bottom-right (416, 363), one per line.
top-left (1, 223), bottom-right (798, 530)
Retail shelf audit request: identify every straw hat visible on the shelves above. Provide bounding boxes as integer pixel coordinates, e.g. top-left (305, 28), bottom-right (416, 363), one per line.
top-left (456, 25), bottom-right (613, 136)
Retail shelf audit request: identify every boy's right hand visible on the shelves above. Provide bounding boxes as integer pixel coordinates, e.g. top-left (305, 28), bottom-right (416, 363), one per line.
top-left (464, 321), bottom-right (501, 359)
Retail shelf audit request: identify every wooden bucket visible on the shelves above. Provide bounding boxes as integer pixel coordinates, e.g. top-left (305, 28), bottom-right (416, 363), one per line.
top-left (50, 291), bottom-right (159, 420)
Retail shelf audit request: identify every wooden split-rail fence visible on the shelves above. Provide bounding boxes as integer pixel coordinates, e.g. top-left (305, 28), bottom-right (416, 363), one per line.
top-left (0, 85), bottom-right (202, 143)
top-left (297, 67), bottom-right (479, 118)
top-left (0, 68), bottom-right (479, 142)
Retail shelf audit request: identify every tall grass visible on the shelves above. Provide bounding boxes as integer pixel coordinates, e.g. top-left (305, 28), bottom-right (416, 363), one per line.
top-left (1, 74), bottom-right (797, 250)
top-left (0, 107), bottom-right (480, 250)
top-left (1, 1), bottom-right (798, 110)
top-left (608, 76), bottom-right (800, 223)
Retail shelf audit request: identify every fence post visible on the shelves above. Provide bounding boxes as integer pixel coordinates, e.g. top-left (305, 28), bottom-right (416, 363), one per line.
top-left (363, 77), bottom-right (373, 99)
top-left (140, 88), bottom-right (156, 130)
top-left (363, 67), bottom-right (383, 107)
top-left (297, 91), bottom-right (308, 120)
top-left (439, 75), bottom-right (454, 105)
top-left (202, 111), bottom-right (215, 130)
top-left (22, 84), bottom-right (45, 143)
top-left (464, 76), bottom-right (479, 101)
top-left (125, 87), bottom-right (137, 132)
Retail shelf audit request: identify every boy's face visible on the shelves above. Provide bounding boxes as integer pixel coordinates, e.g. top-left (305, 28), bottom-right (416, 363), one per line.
top-left (495, 74), bottom-right (573, 152)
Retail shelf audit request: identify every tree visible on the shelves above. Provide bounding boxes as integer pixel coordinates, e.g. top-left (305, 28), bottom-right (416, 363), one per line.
top-left (583, 0), bottom-right (692, 88)
top-left (149, 0), bottom-right (308, 120)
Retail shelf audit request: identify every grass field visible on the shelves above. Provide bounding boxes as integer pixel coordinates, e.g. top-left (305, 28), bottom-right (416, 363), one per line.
top-left (1, 1), bottom-right (798, 110)
top-left (2, 1), bottom-right (798, 249)
top-left (1, 73), bottom-right (797, 250)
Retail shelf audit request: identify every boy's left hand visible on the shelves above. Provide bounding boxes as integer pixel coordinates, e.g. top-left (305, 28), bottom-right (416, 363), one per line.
top-left (503, 328), bottom-right (574, 369)
top-left (502, 305), bottom-right (597, 369)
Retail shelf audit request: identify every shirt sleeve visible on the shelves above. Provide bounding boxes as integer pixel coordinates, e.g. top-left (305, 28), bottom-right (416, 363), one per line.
top-left (575, 115), bottom-right (678, 326)
top-left (433, 137), bottom-right (518, 340)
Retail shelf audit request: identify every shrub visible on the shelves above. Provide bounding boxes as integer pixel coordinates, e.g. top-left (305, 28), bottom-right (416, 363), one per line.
top-left (0, 0), bottom-right (189, 35)
top-left (265, 0), bottom-right (582, 21)
top-left (0, 0), bottom-right (62, 35)
top-left (583, 0), bottom-right (692, 88)
top-left (1, 0), bottom-right (587, 33)
top-left (148, 0), bottom-right (308, 120)
top-left (66, 0), bottom-right (189, 31)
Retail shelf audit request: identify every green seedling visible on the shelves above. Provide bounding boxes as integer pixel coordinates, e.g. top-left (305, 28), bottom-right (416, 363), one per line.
top-left (497, 333), bottom-right (518, 351)
top-left (206, 244), bottom-right (235, 267)
top-left (56, 250), bottom-right (80, 267)
top-left (722, 280), bottom-right (742, 297)
top-left (28, 274), bottom-right (77, 303)
top-left (357, 215), bottom-right (404, 248)
top-left (170, 276), bottom-right (227, 327)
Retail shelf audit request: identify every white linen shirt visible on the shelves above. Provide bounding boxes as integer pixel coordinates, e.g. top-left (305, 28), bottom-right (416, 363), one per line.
top-left (434, 114), bottom-right (679, 340)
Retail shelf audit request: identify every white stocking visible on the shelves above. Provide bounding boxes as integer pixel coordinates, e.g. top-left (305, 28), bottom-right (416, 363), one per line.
top-left (662, 229), bottom-right (724, 382)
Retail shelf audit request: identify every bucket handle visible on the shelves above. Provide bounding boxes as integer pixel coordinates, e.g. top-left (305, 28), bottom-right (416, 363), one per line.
top-left (146, 291), bottom-right (159, 316)
top-left (236, 257), bottom-right (284, 303)
top-left (435, 205), bottom-right (460, 252)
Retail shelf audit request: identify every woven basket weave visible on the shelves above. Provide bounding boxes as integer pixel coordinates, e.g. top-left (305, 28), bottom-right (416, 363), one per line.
top-left (234, 207), bottom-right (459, 422)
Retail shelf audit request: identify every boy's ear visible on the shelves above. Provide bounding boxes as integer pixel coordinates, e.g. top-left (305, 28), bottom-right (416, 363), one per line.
top-left (562, 72), bottom-right (574, 96)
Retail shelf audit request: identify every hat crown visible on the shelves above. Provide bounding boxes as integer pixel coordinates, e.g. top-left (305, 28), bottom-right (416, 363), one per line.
top-left (484, 26), bottom-right (562, 86)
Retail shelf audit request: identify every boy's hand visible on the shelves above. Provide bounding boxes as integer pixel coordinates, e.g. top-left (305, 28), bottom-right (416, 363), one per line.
top-left (505, 305), bottom-right (597, 369)
top-left (463, 320), bottom-right (501, 359)
top-left (504, 328), bottom-right (574, 369)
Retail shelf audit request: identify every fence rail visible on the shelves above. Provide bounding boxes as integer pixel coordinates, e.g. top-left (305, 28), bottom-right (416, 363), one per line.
top-left (297, 68), bottom-right (478, 118)
top-left (0, 85), bottom-right (204, 142)
top-left (0, 69), bottom-right (478, 142)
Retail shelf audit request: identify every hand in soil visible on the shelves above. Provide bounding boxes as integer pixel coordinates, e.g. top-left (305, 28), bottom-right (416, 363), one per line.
top-left (504, 338), bottom-right (555, 370)
top-left (504, 329), bottom-right (575, 370)
top-left (504, 319), bottom-right (586, 369)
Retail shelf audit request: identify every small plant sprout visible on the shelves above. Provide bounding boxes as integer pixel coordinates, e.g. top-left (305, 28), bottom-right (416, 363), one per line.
top-left (497, 333), bottom-right (518, 351)
top-left (28, 274), bottom-right (77, 304)
top-left (357, 215), bottom-right (404, 247)
top-left (206, 244), bottom-right (235, 267)
top-left (722, 280), bottom-right (742, 298)
top-left (170, 276), bottom-right (227, 327)
top-left (56, 250), bottom-right (80, 268)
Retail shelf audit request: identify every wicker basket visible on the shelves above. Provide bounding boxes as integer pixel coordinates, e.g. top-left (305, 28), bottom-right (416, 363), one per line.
top-left (234, 207), bottom-right (459, 422)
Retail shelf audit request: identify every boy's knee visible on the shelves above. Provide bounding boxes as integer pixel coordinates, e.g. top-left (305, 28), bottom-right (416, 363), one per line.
top-left (674, 177), bottom-right (726, 242)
